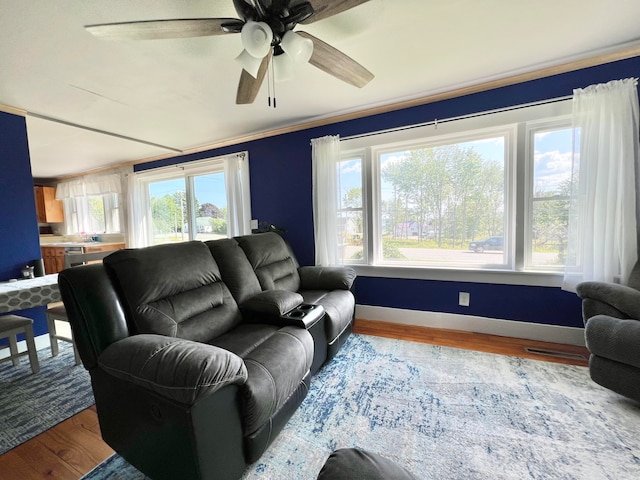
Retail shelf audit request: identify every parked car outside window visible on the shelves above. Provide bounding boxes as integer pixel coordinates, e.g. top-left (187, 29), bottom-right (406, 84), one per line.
top-left (468, 236), bottom-right (503, 253)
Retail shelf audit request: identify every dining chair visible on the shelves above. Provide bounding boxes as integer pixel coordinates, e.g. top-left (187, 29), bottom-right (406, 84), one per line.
top-left (46, 304), bottom-right (80, 365)
top-left (0, 314), bottom-right (40, 374)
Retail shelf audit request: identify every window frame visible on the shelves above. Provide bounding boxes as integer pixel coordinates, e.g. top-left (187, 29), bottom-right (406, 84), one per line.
top-left (336, 154), bottom-right (367, 264)
top-left (523, 116), bottom-right (574, 272)
top-left (135, 155), bottom-right (233, 245)
top-left (337, 100), bottom-right (573, 287)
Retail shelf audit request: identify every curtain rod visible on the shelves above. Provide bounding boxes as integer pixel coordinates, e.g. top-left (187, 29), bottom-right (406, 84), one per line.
top-left (340, 95), bottom-right (573, 142)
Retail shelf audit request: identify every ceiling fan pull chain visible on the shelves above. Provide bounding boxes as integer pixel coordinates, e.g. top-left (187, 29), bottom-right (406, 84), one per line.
top-left (271, 56), bottom-right (277, 109)
top-left (267, 63), bottom-right (271, 107)
top-left (267, 53), bottom-right (273, 107)
top-left (273, 76), bottom-right (277, 109)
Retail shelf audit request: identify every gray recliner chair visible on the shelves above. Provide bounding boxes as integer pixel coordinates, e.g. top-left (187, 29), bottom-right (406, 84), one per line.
top-left (576, 260), bottom-right (640, 402)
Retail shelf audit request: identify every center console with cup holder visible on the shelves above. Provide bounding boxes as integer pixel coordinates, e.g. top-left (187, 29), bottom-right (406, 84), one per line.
top-left (281, 304), bottom-right (326, 375)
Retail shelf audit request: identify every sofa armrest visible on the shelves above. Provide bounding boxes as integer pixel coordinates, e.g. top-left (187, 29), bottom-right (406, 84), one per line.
top-left (98, 334), bottom-right (247, 405)
top-left (240, 290), bottom-right (304, 317)
top-left (298, 266), bottom-right (356, 291)
top-left (576, 281), bottom-right (640, 319)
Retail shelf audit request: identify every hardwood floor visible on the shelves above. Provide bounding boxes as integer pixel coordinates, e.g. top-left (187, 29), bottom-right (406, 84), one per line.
top-left (0, 406), bottom-right (113, 480)
top-left (0, 320), bottom-right (590, 479)
top-left (352, 319), bottom-right (590, 367)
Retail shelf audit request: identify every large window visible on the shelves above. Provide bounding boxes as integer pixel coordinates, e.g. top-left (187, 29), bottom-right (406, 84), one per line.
top-left (135, 154), bottom-right (250, 246)
top-left (336, 100), bottom-right (574, 277)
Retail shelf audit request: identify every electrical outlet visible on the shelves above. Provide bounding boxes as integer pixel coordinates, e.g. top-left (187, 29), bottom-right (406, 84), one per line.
top-left (250, 219), bottom-right (259, 230)
top-left (459, 292), bottom-right (470, 307)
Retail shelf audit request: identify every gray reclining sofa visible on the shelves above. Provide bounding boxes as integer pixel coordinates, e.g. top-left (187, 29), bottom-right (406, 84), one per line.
top-left (58, 234), bottom-right (356, 480)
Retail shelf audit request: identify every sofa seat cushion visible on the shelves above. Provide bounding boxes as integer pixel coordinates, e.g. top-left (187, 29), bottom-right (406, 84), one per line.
top-left (300, 290), bottom-right (355, 343)
top-left (210, 324), bottom-right (314, 436)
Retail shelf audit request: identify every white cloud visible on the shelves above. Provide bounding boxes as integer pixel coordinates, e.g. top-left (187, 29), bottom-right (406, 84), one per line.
top-left (533, 149), bottom-right (574, 192)
top-left (340, 160), bottom-right (362, 174)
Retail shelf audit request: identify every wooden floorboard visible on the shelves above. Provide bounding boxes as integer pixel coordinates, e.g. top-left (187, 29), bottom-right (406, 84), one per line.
top-left (0, 322), bottom-right (589, 479)
top-left (353, 319), bottom-right (589, 367)
top-left (0, 405), bottom-right (113, 480)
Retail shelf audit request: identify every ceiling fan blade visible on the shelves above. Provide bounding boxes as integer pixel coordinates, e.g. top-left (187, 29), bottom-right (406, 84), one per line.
top-left (301, 0), bottom-right (370, 24)
top-left (233, 0), bottom-right (266, 20)
top-left (236, 51), bottom-right (272, 104)
top-left (86, 18), bottom-right (245, 40)
top-left (297, 31), bottom-right (373, 88)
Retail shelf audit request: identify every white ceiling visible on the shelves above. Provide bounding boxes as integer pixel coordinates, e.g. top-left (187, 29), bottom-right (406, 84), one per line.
top-left (2, 0), bottom-right (640, 179)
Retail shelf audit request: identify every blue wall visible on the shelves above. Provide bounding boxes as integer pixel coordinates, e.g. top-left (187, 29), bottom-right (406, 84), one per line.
top-left (0, 111), bottom-right (47, 338)
top-left (138, 56), bottom-right (640, 330)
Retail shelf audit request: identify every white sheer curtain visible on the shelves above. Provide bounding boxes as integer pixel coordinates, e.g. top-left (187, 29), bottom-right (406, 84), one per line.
top-left (56, 173), bottom-right (122, 199)
top-left (56, 172), bottom-right (123, 235)
top-left (225, 153), bottom-right (252, 237)
top-left (563, 78), bottom-right (640, 291)
top-left (126, 172), bottom-right (149, 248)
top-left (312, 135), bottom-right (340, 266)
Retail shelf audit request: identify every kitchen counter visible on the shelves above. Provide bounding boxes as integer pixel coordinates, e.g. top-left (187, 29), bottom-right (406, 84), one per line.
top-left (43, 241), bottom-right (125, 248)
top-left (40, 242), bottom-right (126, 274)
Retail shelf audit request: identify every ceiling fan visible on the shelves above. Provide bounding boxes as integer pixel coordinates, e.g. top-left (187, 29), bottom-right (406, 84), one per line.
top-left (85, 0), bottom-right (374, 105)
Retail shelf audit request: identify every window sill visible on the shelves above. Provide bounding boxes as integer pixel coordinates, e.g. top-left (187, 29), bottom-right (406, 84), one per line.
top-left (350, 264), bottom-right (564, 287)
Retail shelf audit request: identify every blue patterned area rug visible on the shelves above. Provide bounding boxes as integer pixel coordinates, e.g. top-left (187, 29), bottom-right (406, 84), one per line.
top-left (0, 342), bottom-right (94, 454)
top-left (83, 334), bottom-right (640, 480)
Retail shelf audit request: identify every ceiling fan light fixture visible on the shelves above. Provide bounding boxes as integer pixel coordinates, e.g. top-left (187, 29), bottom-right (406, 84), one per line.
top-left (280, 30), bottom-right (313, 64)
top-left (235, 49), bottom-right (264, 78)
top-left (241, 21), bottom-right (273, 58)
top-left (273, 52), bottom-right (295, 82)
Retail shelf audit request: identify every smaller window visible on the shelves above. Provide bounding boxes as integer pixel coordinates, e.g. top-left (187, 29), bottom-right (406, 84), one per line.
top-left (526, 124), bottom-right (574, 269)
top-left (337, 157), bottom-right (364, 263)
top-left (135, 153), bottom-right (250, 247)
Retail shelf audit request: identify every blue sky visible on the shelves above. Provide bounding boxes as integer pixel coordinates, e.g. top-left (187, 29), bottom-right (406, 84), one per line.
top-left (339, 127), bottom-right (574, 202)
top-left (532, 127), bottom-right (574, 194)
top-left (148, 172), bottom-right (227, 208)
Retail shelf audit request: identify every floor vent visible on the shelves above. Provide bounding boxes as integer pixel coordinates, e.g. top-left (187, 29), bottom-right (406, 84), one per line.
top-left (524, 347), bottom-right (587, 361)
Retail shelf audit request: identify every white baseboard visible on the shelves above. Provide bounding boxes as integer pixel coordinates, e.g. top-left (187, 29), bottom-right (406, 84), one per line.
top-left (355, 305), bottom-right (586, 346)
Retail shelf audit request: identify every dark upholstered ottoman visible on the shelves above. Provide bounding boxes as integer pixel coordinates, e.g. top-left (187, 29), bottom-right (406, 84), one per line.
top-left (317, 448), bottom-right (419, 480)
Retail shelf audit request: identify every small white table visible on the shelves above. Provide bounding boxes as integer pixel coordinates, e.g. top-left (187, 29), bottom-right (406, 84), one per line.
top-left (0, 274), bottom-right (61, 314)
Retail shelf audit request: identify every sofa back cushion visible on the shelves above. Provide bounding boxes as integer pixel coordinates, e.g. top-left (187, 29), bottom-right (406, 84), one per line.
top-left (104, 241), bottom-right (241, 342)
top-left (205, 238), bottom-right (262, 304)
top-left (235, 232), bottom-right (300, 292)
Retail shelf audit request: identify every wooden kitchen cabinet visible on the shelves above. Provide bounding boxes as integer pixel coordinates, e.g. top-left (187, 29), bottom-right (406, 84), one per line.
top-left (34, 186), bottom-right (64, 223)
top-left (41, 246), bottom-right (65, 274)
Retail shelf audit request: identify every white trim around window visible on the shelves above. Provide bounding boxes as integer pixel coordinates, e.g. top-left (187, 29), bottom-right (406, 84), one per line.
top-left (336, 100), bottom-right (574, 287)
top-left (130, 153), bottom-right (251, 247)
